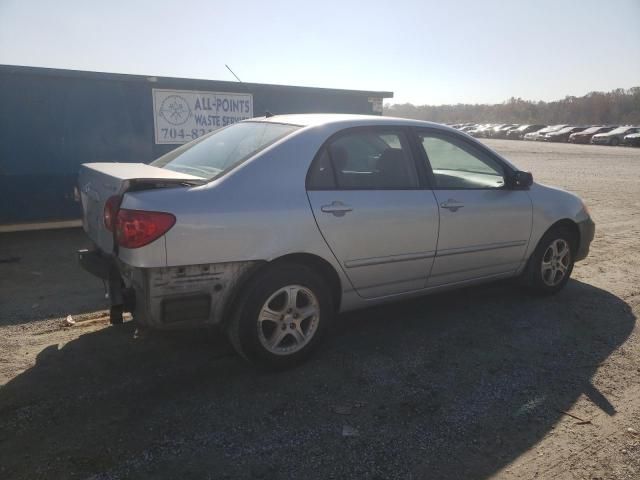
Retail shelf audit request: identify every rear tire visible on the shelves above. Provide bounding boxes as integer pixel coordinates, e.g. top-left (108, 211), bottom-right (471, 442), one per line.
top-left (227, 263), bottom-right (333, 369)
top-left (610, 137), bottom-right (619, 146)
top-left (524, 226), bottom-right (575, 295)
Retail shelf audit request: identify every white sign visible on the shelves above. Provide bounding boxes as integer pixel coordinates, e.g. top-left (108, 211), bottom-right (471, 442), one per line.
top-left (368, 97), bottom-right (383, 113)
top-left (152, 88), bottom-right (253, 144)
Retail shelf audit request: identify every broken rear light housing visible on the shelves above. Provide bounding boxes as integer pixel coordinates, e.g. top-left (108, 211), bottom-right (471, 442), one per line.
top-left (104, 195), bottom-right (121, 232)
top-left (115, 209), bottom-right (176, 249)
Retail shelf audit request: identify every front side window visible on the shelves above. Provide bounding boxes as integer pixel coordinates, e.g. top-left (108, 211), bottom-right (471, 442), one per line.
top-left (152, 121), bottom-right (300, 180)
top-left (307, 130), bottom-right (419, 190)
top-left (418, 134), bottom-right (505, 189)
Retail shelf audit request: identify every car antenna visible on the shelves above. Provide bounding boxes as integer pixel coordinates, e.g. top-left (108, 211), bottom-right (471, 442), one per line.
top-left (225, 64), bottom-right (273, 118)
top-left (225, 64), bottom-right (243, 83)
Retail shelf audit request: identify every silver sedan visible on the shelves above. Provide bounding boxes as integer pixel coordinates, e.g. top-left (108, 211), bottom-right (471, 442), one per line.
top-left (78, 114), bottom-right (595, 368)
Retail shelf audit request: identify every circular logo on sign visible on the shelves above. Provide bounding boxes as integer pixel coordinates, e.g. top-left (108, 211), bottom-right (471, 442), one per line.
top-left (159, 95), bottom-right (191, 125)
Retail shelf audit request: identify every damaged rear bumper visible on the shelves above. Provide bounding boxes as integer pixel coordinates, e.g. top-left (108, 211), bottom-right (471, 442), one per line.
top-left (78, 248), bottom-right (261, 329)
top-left (121, 261), bottom-right (261, 329)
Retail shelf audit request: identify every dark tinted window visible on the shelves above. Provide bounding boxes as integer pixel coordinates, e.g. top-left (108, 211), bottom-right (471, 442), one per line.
top-left (306, 148), bottom-right (336, 189)
top-left (322, 130), bottom-right (418, 190)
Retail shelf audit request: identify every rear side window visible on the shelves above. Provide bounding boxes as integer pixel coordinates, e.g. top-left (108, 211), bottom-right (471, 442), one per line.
top-left (306, 149), bottom-right (336, 189)
top-left (307, 130), bottom-right (419, 190)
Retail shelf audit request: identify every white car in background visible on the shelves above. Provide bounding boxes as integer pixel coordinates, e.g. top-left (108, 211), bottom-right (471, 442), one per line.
top-left (523, 125), bottom-right (567, 141)
top-left (591, 126), bottom-right (640, 146)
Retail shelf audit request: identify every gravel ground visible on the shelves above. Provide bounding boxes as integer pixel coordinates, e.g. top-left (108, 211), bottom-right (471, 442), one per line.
top-left (1, 140), bottom-right (639, 480)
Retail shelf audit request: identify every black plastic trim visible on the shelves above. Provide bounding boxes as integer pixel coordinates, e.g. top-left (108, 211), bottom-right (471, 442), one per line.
top-left (77, 249), bottom-right (111, 280)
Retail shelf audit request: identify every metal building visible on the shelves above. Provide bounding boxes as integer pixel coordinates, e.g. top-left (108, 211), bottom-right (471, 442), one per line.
top-left (0, 65), bottom-right (392, 230)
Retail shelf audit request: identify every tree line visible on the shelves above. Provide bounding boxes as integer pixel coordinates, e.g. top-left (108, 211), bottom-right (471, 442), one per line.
top-left (384, 87), bottom-right (640, 125)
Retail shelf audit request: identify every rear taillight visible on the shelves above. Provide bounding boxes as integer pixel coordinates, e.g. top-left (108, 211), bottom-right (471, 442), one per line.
top-left (104, 195), bottom-right (121, 232)
top-left (115, 209), bottom-right (176, 249)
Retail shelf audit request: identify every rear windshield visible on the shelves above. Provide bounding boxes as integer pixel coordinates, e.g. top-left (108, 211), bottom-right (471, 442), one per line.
top-left (152, 121), bottom-right (300, 180)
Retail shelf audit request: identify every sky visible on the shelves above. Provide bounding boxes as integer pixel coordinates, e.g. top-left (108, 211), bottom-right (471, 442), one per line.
top-left (0, 0), bottom-right (638, 105)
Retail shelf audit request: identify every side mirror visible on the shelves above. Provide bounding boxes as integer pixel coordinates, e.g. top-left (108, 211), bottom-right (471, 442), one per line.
top-left (510, 171), bottom-right (533, 189)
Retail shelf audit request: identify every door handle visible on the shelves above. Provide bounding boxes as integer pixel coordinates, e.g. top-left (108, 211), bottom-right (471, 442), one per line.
top-left (321, 201), bottom-right (353, 217)
top-left (440, 199), bottom-right (464, 212)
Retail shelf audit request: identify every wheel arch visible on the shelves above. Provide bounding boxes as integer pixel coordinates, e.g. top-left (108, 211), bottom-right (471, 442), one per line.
top-left (523, 217), bottom-right (579, 271)
top-left (522, 218), bottom-right (580, 292)
top-left (221, 252), bottom-right (343, 328)
top-left (520, 218), bottom-right (580, 287)
top-left (545, 218), bottom-right (580, 252)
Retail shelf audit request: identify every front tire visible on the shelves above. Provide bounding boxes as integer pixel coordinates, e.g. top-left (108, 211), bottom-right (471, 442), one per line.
top-left (525, 226), bottom-right (575, 294)
top-left (610, 137), bottom-right (619, 146)
top-left (227, 263), bottom-right (333, 369)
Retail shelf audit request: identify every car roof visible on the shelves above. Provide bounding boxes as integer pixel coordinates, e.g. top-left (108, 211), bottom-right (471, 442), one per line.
top-left (248, 113), bottom-right (452, 131)
top-left (244, 113), bottom-right (521, 173)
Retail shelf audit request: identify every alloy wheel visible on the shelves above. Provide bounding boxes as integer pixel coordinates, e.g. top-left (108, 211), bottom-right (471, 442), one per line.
top-left (541, 239), bottom-right (571, 287)
top-left (257, 285), bottom-right (320, 355)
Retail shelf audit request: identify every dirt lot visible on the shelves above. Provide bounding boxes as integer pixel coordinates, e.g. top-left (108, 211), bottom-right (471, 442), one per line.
top-left (1, 140), bottom-right (639, 479)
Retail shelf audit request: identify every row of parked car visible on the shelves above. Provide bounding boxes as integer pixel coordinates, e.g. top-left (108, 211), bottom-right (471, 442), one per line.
top-left (450, 123), bottom-right (640, 146)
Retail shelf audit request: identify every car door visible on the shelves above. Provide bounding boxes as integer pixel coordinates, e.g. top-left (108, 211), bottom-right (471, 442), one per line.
top-left (306, 127), bottom-right (439, 299)
top-left (413, 129), bottom-right (532, 287)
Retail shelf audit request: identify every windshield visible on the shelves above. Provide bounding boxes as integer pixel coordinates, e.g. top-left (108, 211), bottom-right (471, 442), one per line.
top-left (152, 121), bottom-right (300, 180)
top-left (582, 126), bottom-right (602, 134)
top-left (608, 126), bottom-right (634, 134)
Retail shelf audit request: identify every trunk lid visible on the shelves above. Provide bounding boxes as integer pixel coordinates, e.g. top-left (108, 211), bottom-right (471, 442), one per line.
top-left (78, 163), bottom-right (204, 253)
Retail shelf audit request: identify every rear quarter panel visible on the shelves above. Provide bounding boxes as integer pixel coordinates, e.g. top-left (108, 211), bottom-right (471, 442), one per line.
top-left (117, 237), bottom-right (168, 267)
top-left (120, 125), bottom-right (353, 288)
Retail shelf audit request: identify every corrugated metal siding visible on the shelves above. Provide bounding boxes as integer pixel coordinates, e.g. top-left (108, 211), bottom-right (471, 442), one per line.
top-left (0, 65), bottom-right (392, 225)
